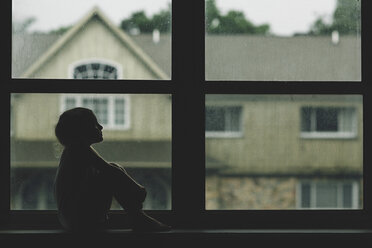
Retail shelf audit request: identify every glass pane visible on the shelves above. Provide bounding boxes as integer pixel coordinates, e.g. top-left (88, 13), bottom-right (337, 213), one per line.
top-left (205, 95), bottom-right (363, 209)
top-left (342, 183), bottom-right (353, 208)
top-left (206, 107), bottom-right (226, 131)
top-left (205, 0), bottom-right (361, 81)
top-left (316, 108), bottom-right (338, 131)
top-left (300, 183), bottom-right (311, 208)
top-left (115, 99), bottom-right (125, 125)
top-left (11, 93), bottom-right (172, 210)
top-left (12, 0), bottom-right (171, 80)
top-left (315, 182), bottom-right (338, 208)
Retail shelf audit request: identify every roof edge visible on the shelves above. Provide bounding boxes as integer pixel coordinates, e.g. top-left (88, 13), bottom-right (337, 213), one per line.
top-left (21, 6), bottom-right (169, 79)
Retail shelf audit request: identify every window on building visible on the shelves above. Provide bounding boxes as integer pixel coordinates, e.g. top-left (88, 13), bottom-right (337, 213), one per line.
top-left (61, 94), bottom-right (130, 130)
top-left (298, 181), bottom-right (359, 209)
top-left (205, 106), bottom-right (242, 137)
top-left (73, 62), bottom-right (118, 79)
top-left (301, 107), bottom-right (357, 138)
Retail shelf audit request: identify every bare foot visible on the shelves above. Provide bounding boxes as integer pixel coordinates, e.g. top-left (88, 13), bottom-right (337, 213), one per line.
top-left (131, 211), bottom-right (171, 232)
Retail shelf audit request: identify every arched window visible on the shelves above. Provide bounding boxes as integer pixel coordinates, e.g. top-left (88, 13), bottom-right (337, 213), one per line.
top-left (70, 59), bottom-right (122, 79)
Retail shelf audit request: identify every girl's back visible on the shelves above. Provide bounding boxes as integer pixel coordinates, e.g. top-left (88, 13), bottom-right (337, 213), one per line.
top-left (55, 147), bottom-right (111, 230)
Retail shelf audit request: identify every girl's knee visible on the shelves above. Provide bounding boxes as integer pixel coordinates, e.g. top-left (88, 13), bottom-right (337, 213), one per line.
top-left (138, 186), bottom-right (147, 202)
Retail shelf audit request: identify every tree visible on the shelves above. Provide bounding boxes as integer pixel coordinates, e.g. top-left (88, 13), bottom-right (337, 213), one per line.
top-left (151, 8), bottom-right (171, 33)
top-left (205, 0), bottom-right (270, 35)
top-left (205, 0), bottom-right (221, 33)
top-left (120, 4), bottom-right (171, 34)
top-left (12, 17), bottom-right (36, 33)
top-left (120, 0), bottom-right (269, 35)
top-left (332, 0), bottom-right (361, 35)
top-left (309, 0), bottom-right (360, 35)
top-left (120, 11), bottom-right (154, 33)
top-left (48, 26), bottom-right (72, 35)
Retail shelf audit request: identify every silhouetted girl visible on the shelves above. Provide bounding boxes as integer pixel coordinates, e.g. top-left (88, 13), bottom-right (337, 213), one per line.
top-left (54, 107), bottom-right (170, 232)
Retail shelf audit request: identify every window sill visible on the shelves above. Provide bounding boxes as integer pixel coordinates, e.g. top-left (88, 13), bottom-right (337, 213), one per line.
top-left (205, 132), bottom-right (243, 138)
top-left (300, 132), bottom-right (357, 139)
top-left (1, 228), bottom-right (371, 247)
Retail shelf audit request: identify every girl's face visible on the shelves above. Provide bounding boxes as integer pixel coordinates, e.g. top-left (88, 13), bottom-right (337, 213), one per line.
top-left (82, 112), bottom-right (103, 145)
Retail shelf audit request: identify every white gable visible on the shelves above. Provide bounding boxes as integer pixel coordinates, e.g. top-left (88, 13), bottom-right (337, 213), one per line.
top-left (22, 7), bottom-right (168, 80)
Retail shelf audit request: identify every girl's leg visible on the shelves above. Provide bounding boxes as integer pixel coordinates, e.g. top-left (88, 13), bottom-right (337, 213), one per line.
top-left (107, 163), bottom-right (147, 212)
top-left (106, 163), bottom-right (171, 231)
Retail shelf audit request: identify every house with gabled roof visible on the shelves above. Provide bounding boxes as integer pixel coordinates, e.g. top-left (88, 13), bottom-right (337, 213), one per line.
top-left (14, 7), bottom-right (168, 80)
top-left (11, 7), bottom-right (362, 211)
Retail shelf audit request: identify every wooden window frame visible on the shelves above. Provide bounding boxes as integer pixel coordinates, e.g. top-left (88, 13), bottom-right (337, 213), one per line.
top-left (1, 0), bottom-right (372, 230)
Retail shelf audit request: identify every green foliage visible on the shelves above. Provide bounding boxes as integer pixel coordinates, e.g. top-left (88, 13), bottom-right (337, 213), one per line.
top-left (12, 17), bottom-right (36, 33)
top-left (48, 26), bottom-right (72, 35)
top-left (309, 0), bottom-right (360, 35)
top-left (120, 4), bottom-right (171, 34)
top-left (205, 0), bottom-right (270, 35)
top-left (120, 0), bottom-right (269, 35)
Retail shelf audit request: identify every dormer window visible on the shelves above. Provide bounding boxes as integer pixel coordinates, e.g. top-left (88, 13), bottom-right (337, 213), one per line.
top-left (70, 59), bottom-right (122, 79)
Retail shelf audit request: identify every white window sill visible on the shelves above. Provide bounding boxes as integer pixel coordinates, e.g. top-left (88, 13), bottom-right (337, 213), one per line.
top-left (205, 132), bottom-right (243, 138)
top-left (300, 132), bottom-right (357, 139)
top-left (102, 125), bottom-right (130, 131)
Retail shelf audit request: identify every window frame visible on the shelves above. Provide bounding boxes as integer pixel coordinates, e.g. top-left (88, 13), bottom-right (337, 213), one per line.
top-left (68, 58), bottom-right (123, 80)
top-left (60, 94), bottom-right (131, 130)
top-left (205, 105), bottom-right (243, 138)
top-left (296, 180), bottom-right (360, 210)
top-left (2, 0), bottom-right (372, 230)
top-left (300, 106), bottom-right (358, 139)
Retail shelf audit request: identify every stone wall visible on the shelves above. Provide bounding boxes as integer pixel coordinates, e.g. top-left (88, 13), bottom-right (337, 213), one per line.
top-left (206, 176), bottom-right (363, 210)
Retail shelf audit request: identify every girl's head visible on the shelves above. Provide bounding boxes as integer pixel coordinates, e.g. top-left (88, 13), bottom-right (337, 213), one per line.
top-left (55, 107), bottom-right (103, 147)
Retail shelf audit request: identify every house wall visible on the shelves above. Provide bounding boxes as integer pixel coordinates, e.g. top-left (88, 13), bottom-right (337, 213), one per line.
top-left (28, 16), bottom-right (158, 79)
top-left (12, 93), bottom-right (172, 141)
top-left (205, 176), bottom-right (363, 210)
top-left (205, 96), bottom-right (363, 173)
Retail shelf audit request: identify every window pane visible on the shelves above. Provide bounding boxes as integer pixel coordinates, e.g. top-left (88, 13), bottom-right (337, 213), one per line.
top-left (301, 107), bottom-right (312, 132)
top-left (205, 0), bottom-right (361, 81)
top-left (315, 182), bottom-right (338, 208)
top-left (316, 108), bottom-right (338, 131)
top-left (300, 183), bottom-right (311, 208)
top-left (342, 183), bottom-right (353, 208)
top-left (12, 0), bottom-right (171, 80)
top-left (206, 95), bottom-right (363, 210)
top-left (11, 93), bottom-right (172, 210)
top-left (300, 106), bottom-right (357, 138)
top-left (82, 98), bottom-right (109, 125)
top-left (115, 99), bottom-right (125, 125)
top-left (65, 97), bottom-right (76, 110)
top-left (206, 107), bottom-right (226, 131)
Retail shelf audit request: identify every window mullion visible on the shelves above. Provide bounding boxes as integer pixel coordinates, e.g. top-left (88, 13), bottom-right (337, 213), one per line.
top-left (0, 92), bottom-right (10, 224)
top-left (172, 0), bottom-right (205, 227)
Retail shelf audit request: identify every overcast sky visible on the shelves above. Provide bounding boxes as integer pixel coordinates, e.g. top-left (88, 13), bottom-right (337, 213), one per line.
top-left (12, 0), bottom-right (337, 36)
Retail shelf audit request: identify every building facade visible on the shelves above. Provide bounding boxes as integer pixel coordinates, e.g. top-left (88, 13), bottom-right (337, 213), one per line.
top-left (11, 8), bottom-right (362, 211)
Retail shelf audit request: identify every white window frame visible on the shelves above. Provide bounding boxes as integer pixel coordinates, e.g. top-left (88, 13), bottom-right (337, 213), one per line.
top-left (205, 105), bottom-right (243, 138)
top-left (68, 58), bottom-right (123, 79)
top-left (296, 180), bottom-right (359, 209)
top-left (60, 94), bottom-right (130, 130)
top-left (300, 106), bottom-right (358, 139)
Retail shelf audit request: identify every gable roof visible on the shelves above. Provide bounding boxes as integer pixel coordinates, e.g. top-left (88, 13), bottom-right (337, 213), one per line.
top-left (12, 8), bottom-right (360, 81)
top-left (18, 7), bottom-right (168, 79)
top-left (205, 35), bottom-right (360, 81)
